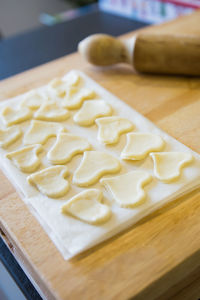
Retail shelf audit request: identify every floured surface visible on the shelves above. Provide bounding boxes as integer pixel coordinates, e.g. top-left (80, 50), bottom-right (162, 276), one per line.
top-left (0, 70), bottom-right (200, 260)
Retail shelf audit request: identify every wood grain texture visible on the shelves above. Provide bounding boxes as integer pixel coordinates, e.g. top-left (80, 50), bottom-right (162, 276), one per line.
top-left (0, 11), bottom-right (200, 300)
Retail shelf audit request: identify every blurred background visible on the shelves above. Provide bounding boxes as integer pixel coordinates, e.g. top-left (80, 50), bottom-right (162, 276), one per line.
top-left (1, 0), bottom-right (199, 38)
top-left (0, 0), bottom-right (97, 38)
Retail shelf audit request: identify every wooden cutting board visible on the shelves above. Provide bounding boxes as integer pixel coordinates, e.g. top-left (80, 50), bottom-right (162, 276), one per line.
top-left (0, 11), bottom-right (200, 300)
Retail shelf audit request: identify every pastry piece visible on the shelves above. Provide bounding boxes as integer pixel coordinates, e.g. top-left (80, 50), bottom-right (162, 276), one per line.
top-left (96, 116), bottom-right (133, 144)
top-left (47, 133), bottom-right (91, 164)
top-left (73, 151), bottom-right (120, 187)
top-left (20, 90), bottom-right (44, 109)
top-left (48, 73), bottom-right (80, 97)
top-left (121, 132), bottom-right (165, 160)
top-left (27, 165), bottom-right (69, 198)
top-left (61, 87), bottom-right (95, 109)
top-left (1, 106), bottom-right (32, 126)
top-left (74, 100), bottom-right (112, 126)
top-left (101, 170), bottom-right (152, 208)
top-left (0, 127), bottom-right (22, 148)
top-left (24, 120), bottom-right (65, 145)
top-left (150, 152), bottom-right (193, 183)
top-left (6, 144), bottom-right (42, 173)
top-left (62, 189), bottom-right (111, 225)
top-left (64, 72), bottom-right (81, 87)
top-left (34, 102), bottom-right (70, 122)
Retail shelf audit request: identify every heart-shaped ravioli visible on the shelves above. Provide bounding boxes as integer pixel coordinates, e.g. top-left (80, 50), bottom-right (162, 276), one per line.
top-left (34, 102), bottom-right (70, 122)
top-left (61, 87), bottom-right (95, 109)
top-left (0, 127), bottom-right (22, 148)
top-left (1, 106), bottom-right (32, 126)
top-left (64, 72), bottom-right (80, 87)
top-left (74, 100), bottom-right (112, 126)
top-left (48, 73), bottom-right (80, 98)
top-left (96, 116), bottom-right (133, 144)
top-left (6, 144), bottom-right (42, 173)
top-left (73, 151), bottom-right (121, 187)
top-left (101, 170), bottom-right (152, 208)
top-left (27, 165), bottom-right (69, 198)
top-left (47, 133), bottom-right (91, 164)
top-left (121, 132), bottom-right (165, 160)
top-left (62, 189), bottom-right (111, 225)
top-left (20, 90), bottom-right (45, 109)
top-left (24, 120), bottom-right (65, 145)
top-left (150, 152), bottom-right (193, 183)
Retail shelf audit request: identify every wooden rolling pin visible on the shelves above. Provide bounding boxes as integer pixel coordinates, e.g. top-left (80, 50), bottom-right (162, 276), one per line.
top-left (78, 33), bottom-right (200, 76)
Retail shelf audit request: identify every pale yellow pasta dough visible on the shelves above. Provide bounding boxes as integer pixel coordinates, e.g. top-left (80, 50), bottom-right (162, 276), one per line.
top-left (48, 73), bottom-right (80, 98)
top-left (20, 90), bottom-right (45, 109)
top-left (121, 132), bottom-right (165, 160)
top-left (47, 133), bottom-right (91, 164)
top-left (6, 144), bottom-right (42, 173)
top-left (61, 87), bottom-right (95, 109)
top-left (23, 120), bottom-right (65, 145)
top-left (0, 127), bottom-right (22, 148)
top-left (73, 151), bottom-right (121, 187)
top-left (64, 72), bottom-right (80, 87)
top-left (101, 170), bottom-right (152, 208)
top-left (27, 165), bottom-right (69, 198)
top-left (96, 116), bottom-right (133, 144)
top-left (34, 102), bottom-right (70, 122)
top-left (1, 106), bottom-right (32, 126)
top-left (74, 100), bottom-right (112, 126)
top-left (62, 189), bottom-right (111, 225)
top-left (150, 152), bottom-right (193, 183)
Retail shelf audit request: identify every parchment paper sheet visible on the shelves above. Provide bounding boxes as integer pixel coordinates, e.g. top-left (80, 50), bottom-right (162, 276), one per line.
top-left (0, 70), bottom-right (199, 259)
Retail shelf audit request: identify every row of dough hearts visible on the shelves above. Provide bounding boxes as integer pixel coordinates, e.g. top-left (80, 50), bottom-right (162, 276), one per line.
top-left (0, 106), bottom-right (162, 157)
top-left (5, 126), bottom-right (193, 181)
top-left (0, 111), bottom-right (134, 150)
top-left (27, 166), bottom-right (152, 208)
top-left (6, 143), bottom-right (192, 193)
top-left (27, 164), bottom-right (192, 225)
top-left (0, 99), bottom-right (133, 145)
top-left (0, 98), bottom-right (112, 127)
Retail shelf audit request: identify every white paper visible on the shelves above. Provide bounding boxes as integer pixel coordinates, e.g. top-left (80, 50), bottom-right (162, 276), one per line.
top-left (0, 70), bottom-right (200, 259)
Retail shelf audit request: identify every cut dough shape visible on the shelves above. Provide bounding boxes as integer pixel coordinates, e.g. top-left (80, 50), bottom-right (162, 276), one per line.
top-left (0, 127), bottom-right (22, 148)
top-left (101, 170), bottom-right (152, 208)
top-left (61, 87), bottom-right (95, 110)
top-left (27, 165), bottom-right (69, 198)
top-left (47, 133), bottom-right (91, 164)
top-left (34, 102), bottom-right (70, 121)
top-left (121, 132), bottom-right (165, 160)
top-left (150, 152), bottom-right (193, 183)
top-left (96, 116), bottom-right (133, 144)
top-left (48, 73), bottom-right (80, 97)
top-left (73, 151), bottom-right (121, 187)
top-left (74, 100), bottom-right (112, 126)
top-left (24, 120), bottom-right (65, 145)
top-left (1, 106), bottom-right (32, 126)
top-left (62, 189), bottom-right (111, 225)
top-left (6, 144), bottom-right (42, 173)
top-left (64, 72), bottom-right (80, 87)
top-left (20, 90), bottom-right (45, 109)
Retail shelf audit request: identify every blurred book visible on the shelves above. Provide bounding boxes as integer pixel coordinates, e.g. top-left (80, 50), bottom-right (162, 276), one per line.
top-left (40, 3), bottom-right (98, 25)
top-left (99, 0), bottom-right (200, 23)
